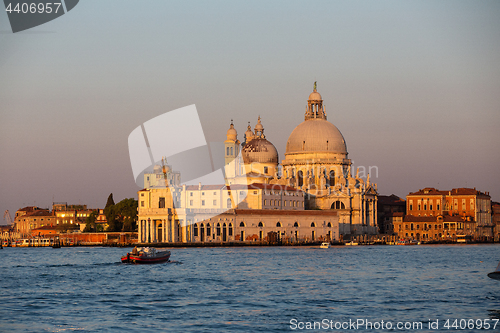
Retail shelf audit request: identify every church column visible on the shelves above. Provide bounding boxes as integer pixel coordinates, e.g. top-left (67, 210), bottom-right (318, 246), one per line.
top-left (181, 220), bottom-right (187, 243)
top-left (163, 219), bottom-right (167, 243)
top-left (170, 218), bottom-right (175, 242)
top-left (138, 220), bottom-right (142, 243)
top-left (146, 218), bottom-right (150, 243)
top-left (153, 220), bottom-right (158, 243)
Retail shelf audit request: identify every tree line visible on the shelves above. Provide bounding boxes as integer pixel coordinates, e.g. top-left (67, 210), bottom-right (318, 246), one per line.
top-left (83, 193), bottom-right (138, 232)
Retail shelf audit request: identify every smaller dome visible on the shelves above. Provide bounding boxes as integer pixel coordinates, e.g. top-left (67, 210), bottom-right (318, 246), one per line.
top-left (153, 165), bottom-right (162, 173)
top-left (242, 138), bottom-right (278, 164)
top-left (226, 122), bottom-right (237, 141)
top-left (308, 91), bottom-right (322, 101)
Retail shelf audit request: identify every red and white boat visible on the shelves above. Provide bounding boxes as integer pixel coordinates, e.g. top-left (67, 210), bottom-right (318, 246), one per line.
top-left (121, 247), bottom-right (171, 264)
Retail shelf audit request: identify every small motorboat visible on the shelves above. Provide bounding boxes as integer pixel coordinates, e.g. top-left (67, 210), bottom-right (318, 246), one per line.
top-left (488, 261), bottom-right (500, 280)
top-left (345, 241), bottom-right (358, 246)
top-left (121, 247), bottom-right (171, 264)
top-left (320, 242), bottom-right (330, 249)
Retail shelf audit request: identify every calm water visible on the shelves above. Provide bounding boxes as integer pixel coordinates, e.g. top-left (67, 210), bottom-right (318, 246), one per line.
top-left (1, 245), bottom-right (500, 332)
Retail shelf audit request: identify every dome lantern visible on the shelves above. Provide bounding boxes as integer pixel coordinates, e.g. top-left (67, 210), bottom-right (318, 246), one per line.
top-left (305, 82), bottom-right (327, 121)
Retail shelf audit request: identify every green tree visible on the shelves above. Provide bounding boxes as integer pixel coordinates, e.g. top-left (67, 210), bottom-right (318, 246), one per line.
top-left (105, 193), bottom-right (115, 209)
top-left (116, 198), bottom-right (138, 231)
top-left (104, 197), bottom-right (138, 232)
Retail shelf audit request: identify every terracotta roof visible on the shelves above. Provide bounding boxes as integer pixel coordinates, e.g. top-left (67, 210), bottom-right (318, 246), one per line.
top-left (450, 188), bottom-right (490, 197)
top-left (17, 206), bottom-right (39, 212)
top-left (388, 212), bottom-right (405, 217)
top-left (408, 187), bottom-right (490, 197)
top-left (25, 210), bottom-right (52, 217)
top-left (408, 188), bottom-right (447, 196)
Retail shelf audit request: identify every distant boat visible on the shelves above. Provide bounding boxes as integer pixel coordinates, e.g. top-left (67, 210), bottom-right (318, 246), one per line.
top-left (52, 236), bottom-right (61, 248)
top-left (488, 261), bottom-right (500, 280)
top-left (121, 247), bottom-right (171, 264)
top-left (320, 242), bottom-right (330, 249)
top-left (396, 239), bottom-right (419, 246)
top-left (345, 241), bottom-right (358, 246)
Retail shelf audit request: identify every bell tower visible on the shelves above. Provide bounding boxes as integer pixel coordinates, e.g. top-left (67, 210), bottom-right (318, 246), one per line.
top-left (224, 120), bottom-right (240, 179)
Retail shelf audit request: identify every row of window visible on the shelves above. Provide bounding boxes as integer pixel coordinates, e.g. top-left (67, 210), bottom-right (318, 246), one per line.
top-left (409, 203), bottom-right (441, 211)
top-left (404, 223), bottom-right (442, 231)
top-left (238, 221), bottom-right (333, 228)
top-left (193, 222), bottom-right (233, 237)
top-left (264, 199), bottom-right (303, 207)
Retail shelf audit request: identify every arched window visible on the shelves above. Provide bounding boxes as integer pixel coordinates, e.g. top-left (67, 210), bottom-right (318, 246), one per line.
top-left (276, 222), bottom-right (282, 227)
top-left (264, 166), bottom-right (268, 174)
top-left (217, 223), bottom-right (221, 236)
top-left (230, 147), bottom-right (233, 155)
top-left (226, 147), bottom-right (230, 156)
top-left (293, 222), bottom-right (299, 227)
top-left (227, 198), bottom-right (232, 209)
top-left (228, 223), bottom-right (233, 236)
top-left (298, 170), bottom-right (304, 187)
top-left (258, 222), bottom-right (264, 227)
top-left (310, 222), bottom-right (316, 227)
top-left (329, 170), bottom-right (335, 186)
top-left (239, 221), bottom-right (245, 227)
top-left (207, 224), bottom-right (211, 236)
top-left (331, 201), bottom-right (345, 210)
top-left (327, 222), bottom-right (332, 227)
top-left (194, 224), bottom-right (198, 237)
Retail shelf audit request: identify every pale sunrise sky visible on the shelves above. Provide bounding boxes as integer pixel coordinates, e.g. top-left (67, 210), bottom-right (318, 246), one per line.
top-left (1, 0), bottom-right (499, 221)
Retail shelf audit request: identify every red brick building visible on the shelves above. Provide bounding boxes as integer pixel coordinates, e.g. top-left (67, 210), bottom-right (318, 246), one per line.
top-left (402, 187), bottom-right (492, 241)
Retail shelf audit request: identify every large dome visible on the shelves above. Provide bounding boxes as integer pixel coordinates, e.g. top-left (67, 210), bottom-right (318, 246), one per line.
top-left (242, 138), bottom-right (279, 164)
top-left (285, 118), bottom-right (347, 154)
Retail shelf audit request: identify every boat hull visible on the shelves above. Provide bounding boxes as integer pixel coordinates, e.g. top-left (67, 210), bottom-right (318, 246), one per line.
top-left (488, 271), bottom-right (500, 280)
top-left (121, 251), bottom-right (171, 264)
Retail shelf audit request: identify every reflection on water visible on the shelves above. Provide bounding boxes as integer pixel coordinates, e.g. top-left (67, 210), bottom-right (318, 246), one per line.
top-left (0, 245), bottom-right (499, 332)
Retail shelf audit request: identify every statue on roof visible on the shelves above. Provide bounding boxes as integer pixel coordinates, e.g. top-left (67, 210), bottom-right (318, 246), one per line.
top-left (313, 81), bottom-right (317, 91)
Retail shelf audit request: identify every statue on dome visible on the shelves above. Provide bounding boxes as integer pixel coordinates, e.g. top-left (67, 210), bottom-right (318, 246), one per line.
top-left (313, 81), bottom-right (317, 91)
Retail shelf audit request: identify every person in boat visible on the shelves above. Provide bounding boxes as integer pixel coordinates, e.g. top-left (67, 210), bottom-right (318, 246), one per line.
top-left (132, 246), bottom-right (138, 255)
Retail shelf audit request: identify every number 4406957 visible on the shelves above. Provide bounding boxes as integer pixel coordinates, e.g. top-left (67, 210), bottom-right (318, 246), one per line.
top-left (443, 319), bottom-right (498, 330)
top-left (5, 2), bottom-right (62, 14)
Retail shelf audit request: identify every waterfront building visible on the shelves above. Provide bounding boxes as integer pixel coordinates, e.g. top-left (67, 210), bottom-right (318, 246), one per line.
top-left (14, 203), bottom-right (96, 236)
top-left (137, 84), bottom-right (379, 244)
top-left (14, 207), bottom-right (55, 237)
top-left (394, 215), bottom-right (469, 242)
top-left (377, 194), bottom-right (406, 235)
top-left (402, 187), bottom-right (492, 240)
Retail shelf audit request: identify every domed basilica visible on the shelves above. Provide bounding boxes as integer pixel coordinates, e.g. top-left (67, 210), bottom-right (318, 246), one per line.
top-left (137, 83), bottom-right (378, 245)
top-left (224, 83), bottom-right (378, 236)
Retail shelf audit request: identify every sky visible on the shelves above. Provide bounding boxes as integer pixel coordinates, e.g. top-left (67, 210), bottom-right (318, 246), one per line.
top-left (1, 0), bottom-right (499, 223)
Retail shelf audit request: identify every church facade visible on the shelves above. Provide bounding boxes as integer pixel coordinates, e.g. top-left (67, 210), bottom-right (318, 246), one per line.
top-left (137, 84), bottom-right (378, 244)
